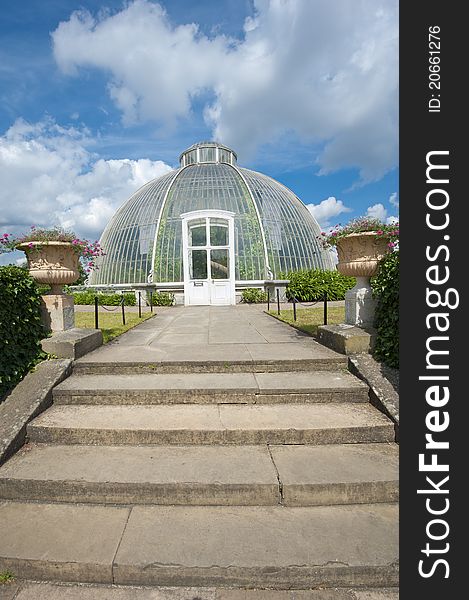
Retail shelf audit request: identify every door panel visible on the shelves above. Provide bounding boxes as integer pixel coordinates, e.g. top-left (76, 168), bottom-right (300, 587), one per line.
top-left (183, 212), bottom-right (235, 306)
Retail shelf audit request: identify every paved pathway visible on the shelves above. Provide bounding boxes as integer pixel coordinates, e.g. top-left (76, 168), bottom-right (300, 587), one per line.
top-left (0, 304), bottom-right (398, 595)
top-left (74, 304), bottom-right (343, 366)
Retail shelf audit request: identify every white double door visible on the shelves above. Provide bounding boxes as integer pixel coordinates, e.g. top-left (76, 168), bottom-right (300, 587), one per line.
top-left (182, 210), bottom-right (236, 306)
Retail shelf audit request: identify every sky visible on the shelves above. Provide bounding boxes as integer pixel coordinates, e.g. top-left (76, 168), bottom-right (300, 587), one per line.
top-left (0, 0), bottom-right (398, 265)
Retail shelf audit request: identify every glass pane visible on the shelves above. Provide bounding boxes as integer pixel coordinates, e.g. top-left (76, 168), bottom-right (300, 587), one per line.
top-left (210, 220), bottom-right (228, 246)
top-left (210, 249), bottom-right (229, 279)
top-left (189, 220), bottom-right (206, 246)
top-left (190, 249), bottom-right (207, 279)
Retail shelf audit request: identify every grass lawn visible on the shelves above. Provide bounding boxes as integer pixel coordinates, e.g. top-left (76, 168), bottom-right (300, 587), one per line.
top-left (74, 311), bottom-right (154, 344)
top-left (268, 306), bottom-right (345, 337)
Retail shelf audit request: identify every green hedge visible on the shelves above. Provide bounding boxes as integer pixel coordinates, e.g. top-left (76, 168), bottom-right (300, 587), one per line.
top-left (73, 291), bottom-right (136, 306)
top-left (281, 269), bottom-right (356, 301)
top-left (372, 251), bottom-right (399, 368)
top-left (148, 291), bottom-right (175, 306)
top-left (0, 266), bottom-right (46, 399)
top-left (241, 288), bottom-right (268, 303)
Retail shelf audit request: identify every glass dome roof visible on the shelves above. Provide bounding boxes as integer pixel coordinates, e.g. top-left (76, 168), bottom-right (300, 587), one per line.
top-left (90, 142), bottom-right (334, 285)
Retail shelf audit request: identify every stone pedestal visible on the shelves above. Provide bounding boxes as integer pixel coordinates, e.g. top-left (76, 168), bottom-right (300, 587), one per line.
top-left (264, 280), bottom-right (289, 303)
top-left (41, 294), bottom-right (75, 332)
top-left (317, 323), bottom-right (376, 355)
top-left (345, 277), bottom-right (376, 327)
top-left (41, 328), bottom-right (103, 359)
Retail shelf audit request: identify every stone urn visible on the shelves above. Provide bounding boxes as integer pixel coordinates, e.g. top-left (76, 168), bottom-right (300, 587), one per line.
top-left (336, 232), bottom-right (390, 278)
top-left (17, 241), bottom-right (80, 294)
top-left (17, 241), bottom-right (79, 332)
top-left (336, 232), bottom-right (390, 327)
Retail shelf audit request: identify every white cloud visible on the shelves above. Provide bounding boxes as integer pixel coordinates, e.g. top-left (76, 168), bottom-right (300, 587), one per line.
top-left (0, 118), bottom-right (173, 241)
top-left (52, 0), bottom-right (398, 182)
top-left (389, 192), bottom-right (399, 208)
top-left (366, 203), bottom-right (388, 221)
top-left (306, 196), bottom-right (351, 229)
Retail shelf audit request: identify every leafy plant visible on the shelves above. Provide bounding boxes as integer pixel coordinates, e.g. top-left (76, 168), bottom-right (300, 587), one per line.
top-left (372, 251), bottom-right (399, 368)
top-left (72, 291), bottom-right (136, 306)
top-left (1, 226), bottom-right (105, 274)
top-left (0, 570), bottom-right (15, 584)
top-left (0, 266), bottom-right (47, 400)
top-left (281, 269), bottom-right (356, 302)
top-left (319, 217), bottom-right (399, 249)
top-left (148, 291), bottom-right (175, 306)
top-left (241, 288), bottom-right (268, 303)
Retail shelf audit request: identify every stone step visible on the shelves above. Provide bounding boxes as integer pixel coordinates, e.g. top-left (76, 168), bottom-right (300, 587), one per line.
top-left (72, 357), bottom-right (348, 375)
top-left (0, 501), bottom-right (398, 588)
top-left (0, 443), bottom-right (398, 506)
top-left (27, 404), bottom-right (395, 446)
top-left (52, 371), bottom-right (369, 405)
top-left (0, 580), bottom-right (401, 600)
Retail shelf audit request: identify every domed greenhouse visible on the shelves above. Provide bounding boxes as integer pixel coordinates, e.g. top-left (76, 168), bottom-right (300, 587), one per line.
top-left (89, 141), bottom-right (333, 305)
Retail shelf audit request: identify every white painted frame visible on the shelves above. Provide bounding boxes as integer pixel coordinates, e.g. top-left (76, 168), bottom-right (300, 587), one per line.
top-left (181, 209), bottom-right (236, 306)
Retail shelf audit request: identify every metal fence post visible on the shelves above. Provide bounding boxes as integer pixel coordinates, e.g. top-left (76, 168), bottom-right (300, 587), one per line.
top-left (94, 296), bottom-right (99, 329)
top-left (324, 292), bottom-right (328, 325)
top-left (138, 291), bottom-right (142, 318)
top-left (293, 295), bottom-right (297, 321)
top-left (276, 288), bottom-right (280, 315)
top-left (121, 296), bottom-right (126, 325)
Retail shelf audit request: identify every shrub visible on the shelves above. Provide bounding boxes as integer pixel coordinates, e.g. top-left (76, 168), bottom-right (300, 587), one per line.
top-left (73, 291), bottom-right (136, 306)
top-left (148, 291), bottom-right (175, 306)
top-left (0, 266), bottom-right (47, 399)
top-left (282, 269), bottom-right (356, 302)
top-left (372, 251), bottom-right (399, 368)
top-left (241, 288), bottom-right (268, 303)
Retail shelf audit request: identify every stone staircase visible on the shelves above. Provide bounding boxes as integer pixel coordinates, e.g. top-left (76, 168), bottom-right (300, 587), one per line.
top-left (0, 352), bottom-right (398, 592)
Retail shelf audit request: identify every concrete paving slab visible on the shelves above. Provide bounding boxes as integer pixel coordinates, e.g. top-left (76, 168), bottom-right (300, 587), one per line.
top-left (5, 582), bottom-right (401, 600)
top-left (156, 333), bottom-right (209, 345)
top-left (0, 582), bottom-right (20, 600)
top-left (27, 403), bottom-right (394, 445)
top-left (270, 443), bottom-right (399, 505)
top-left (254, 371), bottom-right (367, 393)
top-left (113, 504), bottom-right (399, 588)
top-left (0, 445), bottom-right (279, 505)
top-left (13, 582), bottom-right (217, 599)
top-left (52, 371), bottom-right (367, 405)
top-left (55, 373), bottom-right (259, 392)
top-left (0, 501), bottom-right (130, 583)
top-left (246, 342), bottom-right (342, 362)
top-left (217, 404), bottom-right (394, 444)
top-left (72, 305), bottom-right (346, 371)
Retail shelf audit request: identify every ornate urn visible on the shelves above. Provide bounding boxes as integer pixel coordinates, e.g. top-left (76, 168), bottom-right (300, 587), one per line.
top-left (17, 241), bottom-right (80, 294)
top-left (336, 232), bottom-right (390, 327)
top-left (336, 232), bottom-right (390, 278)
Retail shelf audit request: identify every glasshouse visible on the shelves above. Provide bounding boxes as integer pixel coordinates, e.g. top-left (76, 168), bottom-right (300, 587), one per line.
top-left (89, 141), bottom-right (334, 305)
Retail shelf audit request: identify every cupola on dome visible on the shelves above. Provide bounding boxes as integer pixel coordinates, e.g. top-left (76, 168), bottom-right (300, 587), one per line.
top-left (89, 141), bottom-right (333, 304)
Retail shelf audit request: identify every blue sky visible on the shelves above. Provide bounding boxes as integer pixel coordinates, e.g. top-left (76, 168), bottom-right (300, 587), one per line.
top-left (0, 0), bottom-right (398, 264)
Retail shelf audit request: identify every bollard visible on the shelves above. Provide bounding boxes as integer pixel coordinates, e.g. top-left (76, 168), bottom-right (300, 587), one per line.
top-left (138, 291), bottom-right (142, 318)
top-left (324, 292), bottom-right (328, 325)
top-left (293, 295), bottom-right (297, 321)
top-left (94, 296), bottom-right (99, 329)
top-left (150, 291), bottom-right (153, 313)
top-left (121, 297), bottom-right (126, 325)
top-left (267, 290), bottom-right (270, 312)
top-left (277, 288), bottom-right (280, 315)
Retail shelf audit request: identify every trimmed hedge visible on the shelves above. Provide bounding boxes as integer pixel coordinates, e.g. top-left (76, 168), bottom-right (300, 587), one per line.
top-left (73, 291), bottom-right (136, 306)
top-left (372, 251), bottom-right (399, 368)
top-left (0, 266), bottom-right (47, 399)
top-left (281, 269), bottom-right (356, 301)
top-left (148, 291), bottom-right (175, 306)
top-left (241, 288), bottom-right (268, 303)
